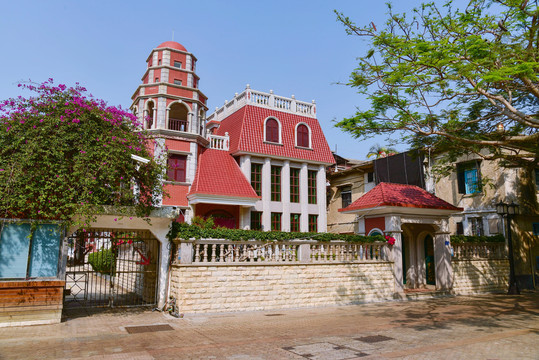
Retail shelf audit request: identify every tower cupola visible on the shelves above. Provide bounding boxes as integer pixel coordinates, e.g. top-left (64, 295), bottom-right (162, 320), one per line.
top-left (131, 41), bottom-right (208, 135)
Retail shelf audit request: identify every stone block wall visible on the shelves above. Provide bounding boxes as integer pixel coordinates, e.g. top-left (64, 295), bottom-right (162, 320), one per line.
top-left (452, 259), bottom-right (509, 294)
top-left (170, 262), bottom-right (395, 314)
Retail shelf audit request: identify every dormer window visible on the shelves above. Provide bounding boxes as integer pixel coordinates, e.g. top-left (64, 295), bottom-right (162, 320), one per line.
top-left (265, 117), bottom-right (281, 143)
top-left (296, 123), bottom-right (311, 148)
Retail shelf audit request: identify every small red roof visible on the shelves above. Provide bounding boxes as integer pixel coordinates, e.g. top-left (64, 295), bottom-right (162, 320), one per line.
top-left (214, 105), bottom-right (334, 164)
top-left (188, 148), bottom-right (260, 199)
top-left (157, 41), bottom-right (187, 52)
top-left (340, 183), bottom-right (462, 212)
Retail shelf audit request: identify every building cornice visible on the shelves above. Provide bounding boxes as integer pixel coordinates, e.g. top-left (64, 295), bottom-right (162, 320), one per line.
top-left (232, 151), bottom-right (334, 167)
top-left (187, 193), bottom-right (259, 207)
top-left (130, 88), bottom-right (208, 110)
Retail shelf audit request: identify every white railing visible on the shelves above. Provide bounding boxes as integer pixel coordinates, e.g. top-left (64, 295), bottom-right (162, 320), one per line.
top-left (192, 241), bottom-right (300, 264)
top-left (310, 242), bottom-right (388, 262)
top-left (207, 132), bottom-right (229, 150)
top-left (173, 239), bottom-right (391, 265)
top-left (206, 86), bottom-right (316, 123)
top-left (453, 242), bottom-right (507, 260)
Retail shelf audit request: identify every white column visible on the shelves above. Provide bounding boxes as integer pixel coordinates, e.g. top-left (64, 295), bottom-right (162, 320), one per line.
top-left (240, 155), bottom-right (252, 181)
top-left (262, 158), bottom-right (271, 231)
top-left (282, 160), bottom-right (291, 231)
top-left (154, 138), bottom-right (167, 206)
top-left (300, 163), bottom-right (309, 232)
top-left (239, 155), bottom-right (252, 230)
top-left (356, 216), bottom-right (365, 235)
top-left (386, 214), bottom-right (404, 294)
top-left (157, 97), bottom-right (167, 129)
top-left (317, 165), bottom-right (327, 232)
top-left (240, 206), bottom-right (251, 230)
top-left (188, 143), bottom-right (198, 183)
top-left (434, 218), bottom-right (453, 290)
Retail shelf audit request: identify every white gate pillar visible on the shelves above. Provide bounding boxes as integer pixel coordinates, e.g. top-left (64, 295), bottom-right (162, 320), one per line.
top-left (434, 218), bottom-right (453, 290)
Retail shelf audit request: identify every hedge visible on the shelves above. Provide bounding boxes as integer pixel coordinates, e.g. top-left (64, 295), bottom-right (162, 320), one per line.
top-left (450, 234), bottom-right (505, 244)
top-left (88, 248), bottom-right (116, 275)
top-left (167, 221), bottom-right (385, 243)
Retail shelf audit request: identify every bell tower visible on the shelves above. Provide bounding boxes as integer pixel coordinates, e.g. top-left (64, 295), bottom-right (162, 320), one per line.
top-left (131, 41), bottom-right (209, 219)
top-left (131, 41), bottom-right (208, 134)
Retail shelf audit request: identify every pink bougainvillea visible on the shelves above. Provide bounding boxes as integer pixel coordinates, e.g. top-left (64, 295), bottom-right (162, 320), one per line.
top-left (385, 235), bottom-right (396, 246)
top-left (0, 79), bottom-right (167, 227)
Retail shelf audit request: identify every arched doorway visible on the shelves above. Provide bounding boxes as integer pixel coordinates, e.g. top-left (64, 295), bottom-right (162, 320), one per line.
top-left (424, 234), bottom-right (436, 285)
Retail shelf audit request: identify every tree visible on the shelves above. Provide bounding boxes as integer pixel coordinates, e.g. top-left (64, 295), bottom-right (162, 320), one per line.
top-left (0, 79), bottom-right (166, 227)
top-left (335, 0), bottom-right (539, 169)
top-left (366, 144), bottom-right (398, 159)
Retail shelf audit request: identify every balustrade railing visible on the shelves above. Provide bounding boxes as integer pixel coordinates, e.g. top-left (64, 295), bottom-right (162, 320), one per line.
top-left (168, 118), bottom-right (188, 132)
top-left (206, 87), bottom-right (316, 122)
top-left (192, 241), bottom-right (299, 264)
top-left (173, 239), bottom-right (391, 265)
top-left (207, 132), bottom-right (230, 150)
top-left (310, 242), bottom-right (388, 262)
top-left (452, 242), bottom-right (506, 260)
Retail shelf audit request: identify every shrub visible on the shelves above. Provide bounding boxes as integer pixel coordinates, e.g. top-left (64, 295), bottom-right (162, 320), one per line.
top-left (450, 234), bottom-right (505, 244)
top-left (88, 249), bottom-right (115, 275)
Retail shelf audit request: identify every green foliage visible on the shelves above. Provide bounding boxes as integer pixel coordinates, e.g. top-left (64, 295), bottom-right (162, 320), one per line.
top-left (88, 248), bottom-right (115, 275)
top-left (366, 144), bottom-right (398, 159)
top-left (0, 80), bottom-right (166, 227)
top-left (190, 216), bottom-right (215, 229)
top-left (335, 1), bottom-right (539, 169)
top-left (166, 221), bottom-right (385, 243)
top-left (450, 234), bottom-right (505, 244)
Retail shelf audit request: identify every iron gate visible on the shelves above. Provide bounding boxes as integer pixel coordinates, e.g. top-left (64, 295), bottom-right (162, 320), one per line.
top-left (64, 229), bottom-right (160, 308)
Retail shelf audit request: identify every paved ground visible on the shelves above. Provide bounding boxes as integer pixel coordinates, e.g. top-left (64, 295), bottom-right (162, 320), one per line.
top-left (0, 292), bottom-right (537, 360)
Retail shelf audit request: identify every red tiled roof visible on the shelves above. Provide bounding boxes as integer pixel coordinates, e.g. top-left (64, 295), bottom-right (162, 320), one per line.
top-left (340, 182), bottom-right (463, 212)
top-left (157, 41), bottom-right (187, 51)
top-left (215, 105), bottom-right (334, 164)
top-left (188, 148), bottom-right (260, 199)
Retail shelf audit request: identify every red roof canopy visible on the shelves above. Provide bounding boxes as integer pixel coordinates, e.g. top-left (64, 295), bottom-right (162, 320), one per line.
top-left (340, 182), bottom-right (462, 212)
top-left (188, 148), bottom-right (259, 199)
top-left (215, 105), bottom-right (334, 164)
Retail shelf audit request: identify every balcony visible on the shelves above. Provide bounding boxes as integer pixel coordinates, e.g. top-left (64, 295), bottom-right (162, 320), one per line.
top-left (168, 118), bottom-right (188, 132)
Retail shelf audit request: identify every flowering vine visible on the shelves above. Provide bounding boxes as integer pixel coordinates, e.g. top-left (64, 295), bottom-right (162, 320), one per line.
top-left (384, 235), bottom-right (396, 246)
top-left (0, 79), bottom-right (166, 228)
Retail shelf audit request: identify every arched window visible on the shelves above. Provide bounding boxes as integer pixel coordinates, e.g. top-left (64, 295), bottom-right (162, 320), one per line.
top-left (168, 102), bottom-right (189, 132)
top-left (296, 123), bottom-right (310, 148)
top-left (368, 229), bottom-right (383, 236)
top-left (145, 101), bottom-right (155, 129)
top-left (265, 118), bottom-right (280, 143)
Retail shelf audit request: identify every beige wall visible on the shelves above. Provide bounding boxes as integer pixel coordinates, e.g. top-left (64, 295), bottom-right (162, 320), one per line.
top-left (327, 168), bottom-right (368, 234)
top-left (452, 259), bottom-right (509, 294)
top-left (170, 262), bottom-right (395, 313)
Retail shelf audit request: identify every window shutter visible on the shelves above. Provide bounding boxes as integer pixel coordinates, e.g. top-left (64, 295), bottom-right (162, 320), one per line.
top-left (457, 164), bottom-right (466, 194)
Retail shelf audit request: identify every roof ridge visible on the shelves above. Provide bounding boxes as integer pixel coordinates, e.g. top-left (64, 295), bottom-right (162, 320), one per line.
top-left (236, 106), bottom-right (249, 151)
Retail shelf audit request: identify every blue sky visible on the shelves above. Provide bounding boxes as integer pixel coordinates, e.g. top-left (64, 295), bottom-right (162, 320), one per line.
top-left (0, 0), bottom-right (467, 160)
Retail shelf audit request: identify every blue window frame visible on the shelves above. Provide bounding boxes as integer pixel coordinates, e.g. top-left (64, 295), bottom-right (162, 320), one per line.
top-left (464, 168), bottom-right (479, 194)
top-left (457, 161), bottom-right (481, 194)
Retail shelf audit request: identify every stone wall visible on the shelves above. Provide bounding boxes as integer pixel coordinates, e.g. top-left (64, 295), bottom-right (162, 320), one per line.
top-left (170, 262), bottom-right (395, 313)
top-left (452, 259), bottom-right (509, 294)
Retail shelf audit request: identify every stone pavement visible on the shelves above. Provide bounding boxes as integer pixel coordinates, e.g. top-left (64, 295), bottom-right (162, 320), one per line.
top-left (0, 292), bottom-right (537, 360)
